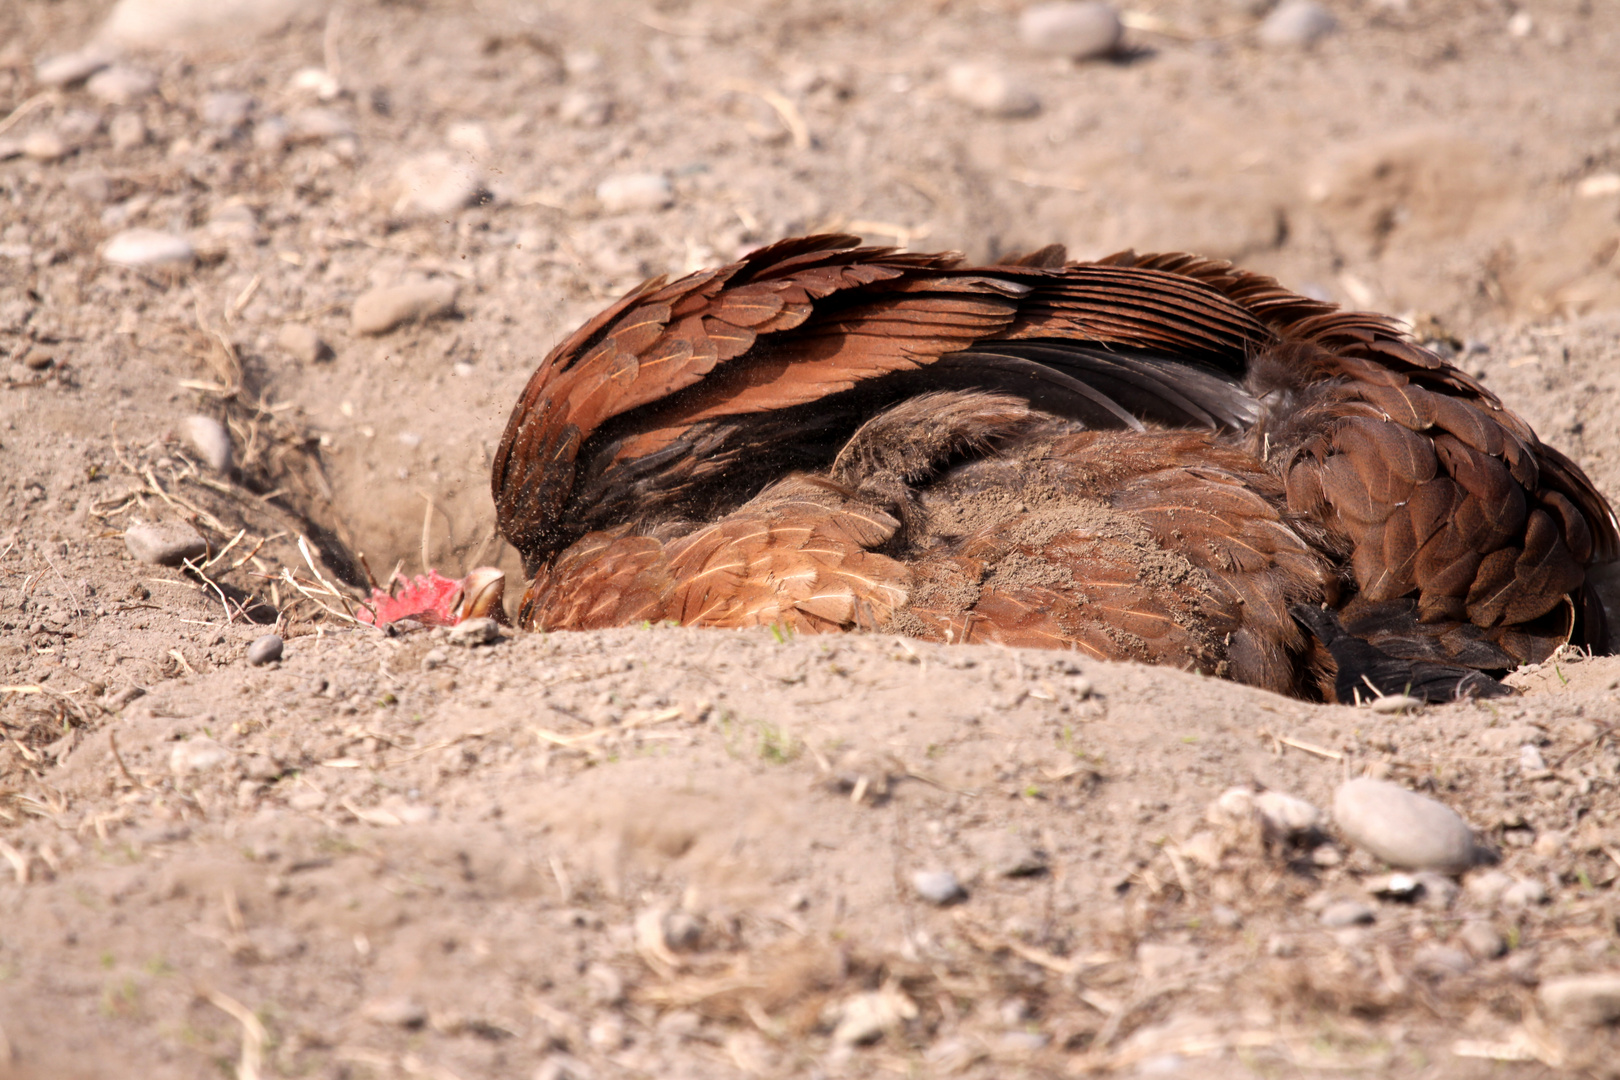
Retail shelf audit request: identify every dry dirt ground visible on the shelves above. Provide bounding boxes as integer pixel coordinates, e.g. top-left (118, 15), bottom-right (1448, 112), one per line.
top-left (4, 0), bottom-right (1620, 1076)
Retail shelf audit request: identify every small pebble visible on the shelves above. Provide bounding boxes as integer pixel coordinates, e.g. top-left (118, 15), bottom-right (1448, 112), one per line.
top-left (1258, 0), bottom-right (1338, 48)
top-left (447, 616), bottom-right (500, 647)
top-left (1518, 743), bottom-right (1546, 771)
top-left (1253, 790), bottom-right (1324, 837)
top-left (391, 151), bottom-right (483, 217)
top-left (252, 116), bottom-right (290, 153)
top-left (22, 131), bottom-right (68, 163)
top-left (202, 90), bottom-right (255, 129)
top-left (1333, 778), bottom-right (1477, 874)
top-left (559, 91), bottom-right (612, 127)
top-left (87, 66), bottom-right (156, 106)
top-left (65, 168), bottom-right (111, 204)
top-left (170, 737), bottom-right (232, 775)
top-left (911, 869), bottom-right (966, 905)
top-left (182, 414), bottom-right (232, 472)
top-left (361, 997), bottom-right (426, 1028)
top-left (1412, 944), bottom-right (1474, 978)
top-left (1466, 868), bottom-right (1514, 906)
top-left (21, 347), bottom-right (54, 371)
top-left (288, 106), bottom-right (353, 142)
top-left (1319, 899), bottom-right (1376, 928)
top-left (1368, 693), bottom-right (1423, 713)
top-left (945, 64), bottom-right (1040, 118)
top-left (832, 989), bottom-right (915, 1046)
top-left (103, 228), bottom-right (195, 268)
top-left (124, 521), bottom-right (207, 565)
top-left (246, 634), bottom-right (284, 666)
top-left (1458, 920), bottom-right (1507, 959)
top-left (35, 46), bottom-right (113, 88)
top-left (1539, 973), bottom-right (1620, 1027)
top-left (1018, 1), bottom-right (1123, 59)
top-left (1500, 878), bottom-right (1548, 910)
top-left (1506, 11), bottom-right (1534, 38)
top-left (1210, 904), bottom-right (1243, 929)
top-left (420, 648), bottom-right (449, 671)
top-left (276, 323), bottom-right (330, 362)
top-left (596, 172), bottom-right (674, 213)
top-left (351, 281), bottom-right (459, 335)
top-left (109, 112), bottom-right (147, 151)
top-left (586, 1015), bottom-right (625, 1052)
top-left (977, 831), bottom-right (1048, 877)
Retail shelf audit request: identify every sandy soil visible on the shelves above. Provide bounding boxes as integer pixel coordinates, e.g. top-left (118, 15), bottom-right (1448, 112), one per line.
top-left (3, 0), bottom-right (1620, 1076)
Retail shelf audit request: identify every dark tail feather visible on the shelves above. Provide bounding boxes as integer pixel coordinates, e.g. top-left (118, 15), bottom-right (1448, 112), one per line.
top-left (1290, 604), bottom-right (1512, 704)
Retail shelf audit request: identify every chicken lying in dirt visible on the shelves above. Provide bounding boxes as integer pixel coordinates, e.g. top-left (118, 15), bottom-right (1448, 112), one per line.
top-left (464, 234), bottom-right (1617, 704)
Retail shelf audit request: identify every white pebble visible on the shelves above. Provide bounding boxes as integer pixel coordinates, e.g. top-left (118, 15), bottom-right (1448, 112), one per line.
top-left (1412, 944), bottom-right (1473, 977)
top-left (35, 46), bottom-right (114, 88)
top-left (1368, 693), bottom-right (1423, 713)
top-left (109, 112), bottom-right (147, 151)
top-left (202, 90), bottom-right (255, 129)
top-left (182, 415), bottom-right (232, 472)
top-left (832, 988), bottom-right (916, 1046)
top-left (559, 91), bottom-right (612, 128)
top-left (361, 997), bottom-right (426, 1028)
top-left (170, 736), bottom-right (232, 775)
top-left (1506, 11), bottom-right (1533, 38)
top-left (446, 121), bottom-right (491, 156)
top-left (252, 116), bottom-right (290, 153)
top-left (87, 65), bottom-right (157, 105)
top-left (246, 634), bottom-right (283, 666)
top-left (352, 281), bottom-right (459, 335)
top-left (1500, 877), bottom-right (1547, 910)
top-left (288, 106), bottom-right (353, 142)
top-left (391, 151), bottom-right (483, 217)
top-left (1332, 778), bottom-right (1477, 874)
top-left (1254, 790), bottom-right (1324, 836)
top-left (1539, 973), bottom-right (1620, 1027)
top-left (596, 172), bottom-right (673, 213)
top-left (1318, 899), bottom-right (1375, 927)
top-left (448, 616), bottom-right (500, 647)
top-left (911, 869), bottom-right (965, 905)
top-left (276, 323), bottom-right (329, 363)
top-left (290, 66), bottom-right (341, 99)
top-left (1458, 920), bottom-right (1506, 959)
top-left (1517, 743), bottom-right (1546, 771)
top-left (1577, 174), bottom-right (1620, 199)
top-left (22, 131), bottom-right (68, 163)
top-left (945, 64), bottom-right (1040, 118)
top-left (124, 521), bottom-right (207, 565)
top-left (1018, 1), bottom-right (1123, 59)
top-left (103, 228), bottom-right (195, 267)
top-left (1465, 868), bottom-right (1513, 906)
top-left (1258, 0), bottom-right (1338, 48)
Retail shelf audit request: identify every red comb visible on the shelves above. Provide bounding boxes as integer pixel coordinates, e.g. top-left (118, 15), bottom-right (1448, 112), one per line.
top-left (358, 570), bottom-right (463, 627)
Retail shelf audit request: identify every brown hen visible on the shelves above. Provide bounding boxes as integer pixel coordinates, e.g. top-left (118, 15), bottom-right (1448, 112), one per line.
top-left (491, 235), bottom-right (1618, 702)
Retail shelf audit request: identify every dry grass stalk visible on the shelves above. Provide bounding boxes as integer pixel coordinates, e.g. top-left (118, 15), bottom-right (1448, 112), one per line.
top-left (203, 987), bottom-right (267, 1080)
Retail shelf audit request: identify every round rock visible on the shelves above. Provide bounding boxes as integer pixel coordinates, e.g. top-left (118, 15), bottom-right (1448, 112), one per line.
top-left (170, 736), bottom-right (232, 775)
top-left (182, 415), bottom-right (232, 472)
top-left (109, 112), bottom-right (148, 151)
top-left (87, 65), bottom-right (157, 105)
top-left (596, 172), bottom-right (674, 213)
top-left (22, 131), bottom-right (68, 163)
top-left (202, 90), bottom-right (256, 129)
top-left (1258, 0), bottom-right (1338, 48)
top-left (351, 281), bottom-right (459, 335)
top-left (35, 46), bottom-right (114, 88)
top-left (246, 634), bottom-right (284, 666)
top-left (1018, 2), bottom-right (1123, 60)
top-left (103, 228), bottom-right (195, 268)
top-left (276, 323), bottom-right (330, 363)
top-left (447, 616), bottom-right (500, 647)
top-left (1333, 778), bottom-right (1477, 874)
top-left (1458, 920), bottom-right (1506, 959)
top-left (911, 869), bottom-right (966, 905)
top-left (125, 521), bottom-right (207, 565)
top-left (945, 64), bottom-right (1040, 118)
top-left (1319, 899), bottom-right (1375, 928)
top-left (1539, 973), bottom-right (1620, 1028)
top-left (391, 151), bottom-right (483, 217)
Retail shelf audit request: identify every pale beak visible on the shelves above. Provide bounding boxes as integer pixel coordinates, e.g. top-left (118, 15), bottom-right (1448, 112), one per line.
top-left (454, 566), bottom-right (508, 624)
